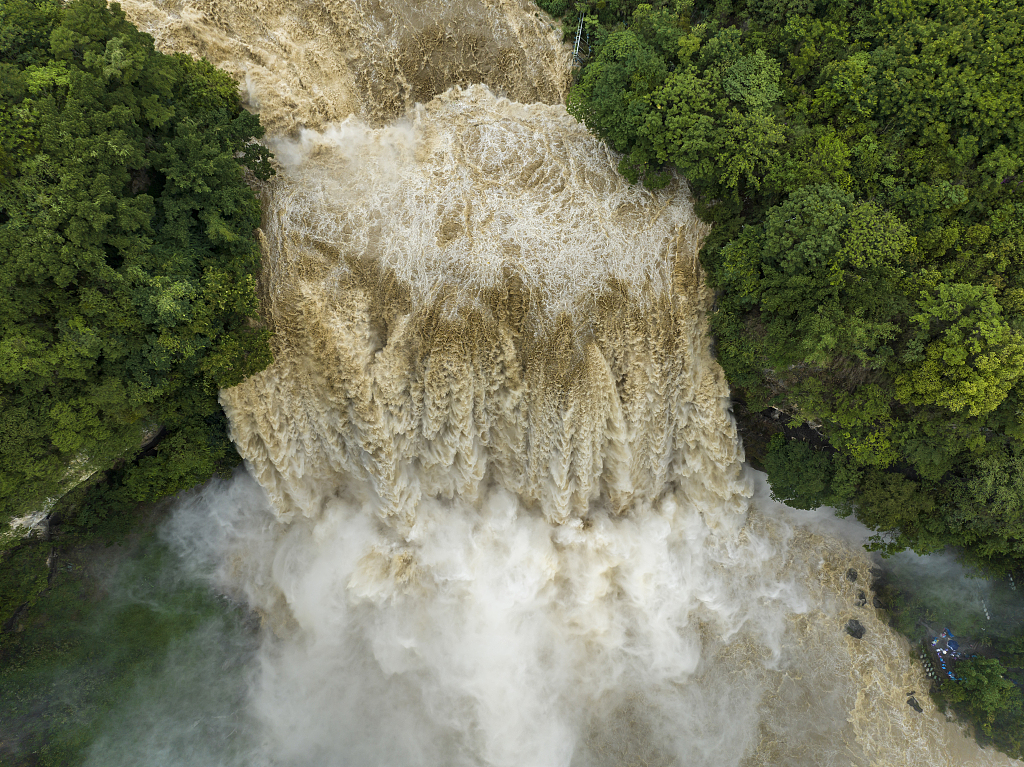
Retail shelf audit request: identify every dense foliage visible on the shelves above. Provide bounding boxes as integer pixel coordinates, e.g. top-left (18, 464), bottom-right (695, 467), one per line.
top-left (0, 0), bottom-right (272, 537)
top-left (553, 0), bottom-right (1024, 573)
top-left (941, 656), bottom-right (1023, 746)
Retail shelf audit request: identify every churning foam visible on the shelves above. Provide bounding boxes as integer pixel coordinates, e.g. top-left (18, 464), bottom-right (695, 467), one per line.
top-left (120, 0), bottom-right (568, 131)
top-left (222, 85), bottom-right (731, 528)
top-left (114, 1), bottom-right (1021, 764)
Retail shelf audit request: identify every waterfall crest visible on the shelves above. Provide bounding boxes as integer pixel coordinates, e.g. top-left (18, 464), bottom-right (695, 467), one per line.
top-left (221, 86), bottom-right (739, 528)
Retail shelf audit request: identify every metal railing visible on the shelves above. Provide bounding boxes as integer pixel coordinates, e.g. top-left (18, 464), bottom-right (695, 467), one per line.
top-left (573, 15), bottom-right (589, 65)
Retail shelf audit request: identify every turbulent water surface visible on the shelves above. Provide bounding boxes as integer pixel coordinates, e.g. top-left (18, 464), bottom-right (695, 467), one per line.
top-left (103, 1), bottom-right (1022, 765)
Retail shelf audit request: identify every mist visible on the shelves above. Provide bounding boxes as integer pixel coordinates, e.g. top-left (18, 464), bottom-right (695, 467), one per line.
top-left (145, 468), bottom-right (816, 767)
top-left (70, 465), bottom-right (1013, 767)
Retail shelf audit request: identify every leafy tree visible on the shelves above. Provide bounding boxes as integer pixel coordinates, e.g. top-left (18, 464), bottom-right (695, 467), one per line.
top-left (761, 433), bottom-right (834, 509)
top-left (942, 657), bottom-right (1023, 736)
top-left (896, 284), bottom-right (1024, 417)
top-left (0, 0), bottom-right (272, 531)
top-left (719, 184), bottom-right (912, 370)
top-left (942, 447), bottom-right (1024, 563)
top-left (558, 0), bottom-right (1024, 579)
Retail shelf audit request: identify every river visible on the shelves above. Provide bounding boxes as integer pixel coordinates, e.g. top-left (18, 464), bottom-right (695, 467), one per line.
top-left (90, 1), bottom-right (1024, 764)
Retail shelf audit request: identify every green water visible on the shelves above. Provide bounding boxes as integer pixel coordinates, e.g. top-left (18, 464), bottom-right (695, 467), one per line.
top-left (0, 516), bottom-right (257, 767)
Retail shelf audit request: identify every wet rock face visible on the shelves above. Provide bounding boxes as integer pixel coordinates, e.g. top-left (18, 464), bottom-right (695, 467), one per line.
top-left (907, 696), bottom-right (923, 713)
top-left (846, 568), bottom-right (858, 582)
top-left (846, 619), bottom-right (866, 639)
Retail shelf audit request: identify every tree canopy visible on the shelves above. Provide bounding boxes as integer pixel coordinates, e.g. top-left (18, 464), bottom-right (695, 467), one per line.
top-left (0, 0), bottom-right (273, 533)
top-left (943, 656), bottom-right (1023, 740)
top-left (552, 0), bottom-right (1024, 573)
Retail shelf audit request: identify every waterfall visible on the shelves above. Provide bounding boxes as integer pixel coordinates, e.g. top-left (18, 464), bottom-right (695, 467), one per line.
top-left (106, 1), bottom-right (1019, 764)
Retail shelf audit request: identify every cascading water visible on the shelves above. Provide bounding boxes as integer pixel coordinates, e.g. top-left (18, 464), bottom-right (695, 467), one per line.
top-left (107, 1), bottom-right (1021, 765)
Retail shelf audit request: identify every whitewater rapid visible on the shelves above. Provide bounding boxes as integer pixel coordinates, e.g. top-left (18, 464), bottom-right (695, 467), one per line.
top-left (107, 1), bottom-right (1022, 765)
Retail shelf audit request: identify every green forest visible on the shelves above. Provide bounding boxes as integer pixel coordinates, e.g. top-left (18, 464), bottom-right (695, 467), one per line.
top-left (545, 0), bottom-right (1024, 754)
top-left (0, 0), bottom-right (272, 623)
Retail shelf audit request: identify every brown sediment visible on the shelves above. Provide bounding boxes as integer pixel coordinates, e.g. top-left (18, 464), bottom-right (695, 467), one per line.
top-left (120, 0), bottom-right (570, 133)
